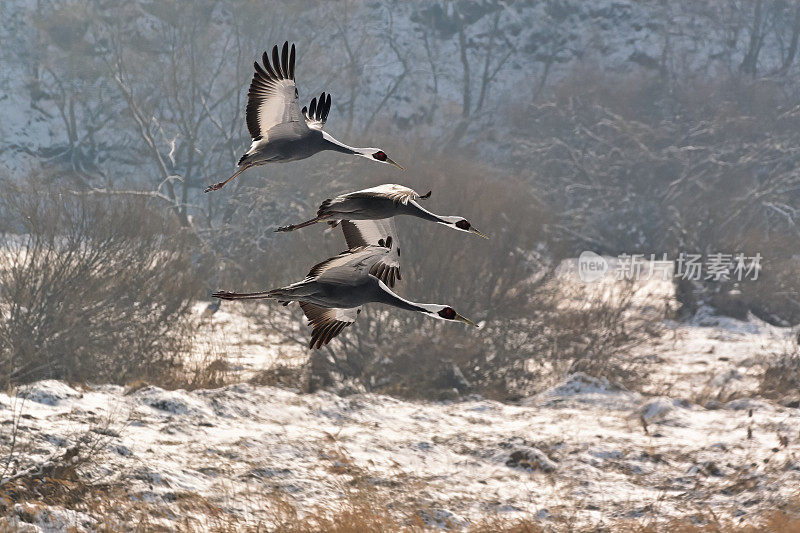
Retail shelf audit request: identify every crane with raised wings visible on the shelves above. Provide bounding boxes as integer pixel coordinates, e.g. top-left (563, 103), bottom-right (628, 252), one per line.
top-left (205, 42), bottom-right (403, 193)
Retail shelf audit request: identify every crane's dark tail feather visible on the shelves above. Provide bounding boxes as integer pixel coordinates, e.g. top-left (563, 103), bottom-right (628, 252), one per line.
top-left (420, 190), bottom-right (432, 199)
top-left (204, 162), bottom-right (253, 193)
top-left (212, 289), bottom-right (275, 301)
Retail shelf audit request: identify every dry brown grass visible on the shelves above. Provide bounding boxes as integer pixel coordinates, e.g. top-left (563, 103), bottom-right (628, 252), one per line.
top-left (249, 364), bottom-right (306, 390)
top-left (620, 507), bottom-right (800, 533)
top-left (760, 347), bottom-right (800, 403)
top-left (159, 340), bottom-right (232, 392)
top-left (4, 473), bottom-right (800, 533)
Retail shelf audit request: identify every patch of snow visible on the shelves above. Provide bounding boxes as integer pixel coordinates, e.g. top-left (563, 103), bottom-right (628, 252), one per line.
top-left (639, 397), bottom-right (678, 423)
top-left (531, 372), bottom-right (637, 411)
top-left (505, 446), bottom-right (558, 473)
top-left (17, 381), bottom-right (82, 406)
top-left (9, 504), bottom-right (97, 533)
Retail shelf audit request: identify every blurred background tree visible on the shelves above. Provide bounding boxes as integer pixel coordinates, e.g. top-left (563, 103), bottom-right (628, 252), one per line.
top-left (2, 0), bottom-right (799, 394)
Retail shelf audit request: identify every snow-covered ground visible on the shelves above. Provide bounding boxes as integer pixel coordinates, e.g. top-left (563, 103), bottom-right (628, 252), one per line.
top-left (2, 282), bottom-right (798, 530)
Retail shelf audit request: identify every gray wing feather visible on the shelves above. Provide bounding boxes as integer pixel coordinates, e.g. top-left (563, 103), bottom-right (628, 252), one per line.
top-left (308, 246), bottom-right (390, 285)
top-left (340, 219), bottom-right (401, 287)
top-left (346, 184), bottom-right (421, 205)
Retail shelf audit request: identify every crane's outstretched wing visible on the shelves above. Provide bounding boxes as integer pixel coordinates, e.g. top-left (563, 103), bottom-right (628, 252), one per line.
top-left (340, 219), bottom-right (401, 287)
top-left (302, 92), bottom-right (331, 131)
top-left (345, 184), bottom-right (431, 205)
top-left (299, 302), bottom-right (360, 349)
top-left (246, 42), bottom-right (305, 141)
top-left (303, 245), bottom-right (388, 283)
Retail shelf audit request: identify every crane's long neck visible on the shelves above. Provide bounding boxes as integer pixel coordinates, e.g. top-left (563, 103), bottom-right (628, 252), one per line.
top-left (373, 279), bottom-right (434, 314)
top-left (403, 200), bottom-right (450, 224)
top-left (321, 131), bottom-right (361, 155)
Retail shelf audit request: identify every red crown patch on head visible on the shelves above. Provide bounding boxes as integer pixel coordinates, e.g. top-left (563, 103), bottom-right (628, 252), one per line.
top-left (438, 307), bottom-right (456, 320)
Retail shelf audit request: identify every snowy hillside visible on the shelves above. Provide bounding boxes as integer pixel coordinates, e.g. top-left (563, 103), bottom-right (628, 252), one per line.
top-left (1, 0), bottom-right (794, 172)
top-left (2, 282), bottom-right (798, 530)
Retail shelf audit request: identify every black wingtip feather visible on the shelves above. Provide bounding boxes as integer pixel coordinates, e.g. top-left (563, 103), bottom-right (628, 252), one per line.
top-left (318, 92), bottom-right (326, 121)
top-left (281, 42), bottom-right (289, 78)
top-left (261, 51), bottom-right (276, 78)
top-left (289, 44), bottom-right (296, 80)
top-left (323, 93), bottom-right (331, 122)
top-left (253, 60), bottom-right (266, 77)
top-left (272, 45), bottom-right (281, 77)
top-left (257, 43), bottom-right (298, 81)
top-left (302, 90), bottom-right (332, 127)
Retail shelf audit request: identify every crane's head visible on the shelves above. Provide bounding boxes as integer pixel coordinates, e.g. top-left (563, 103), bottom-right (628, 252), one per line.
top-left (439, 216), bottom-right (488, 239)
top-left (359, 149), bottom-right (404, 170)
top-left (423, 305), bottom-right (478, 327)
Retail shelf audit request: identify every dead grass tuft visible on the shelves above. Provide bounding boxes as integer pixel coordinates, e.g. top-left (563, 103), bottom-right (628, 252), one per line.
top-left (759, 347), bottom-right (800, 403)
top-left (249, 364), bottom-right (306, 389)
top-left (621, 504), bottom-right (800, 532)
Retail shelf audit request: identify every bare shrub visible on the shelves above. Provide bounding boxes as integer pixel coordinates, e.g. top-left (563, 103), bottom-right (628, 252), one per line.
top-left (515, 278), bottom-right (662, 390)
top-left (365, 274), bottom-right (662, 401)
top-left (0, 178), bottom-right (206, 386)
top-left (509, 68), bottom-right (800, 325)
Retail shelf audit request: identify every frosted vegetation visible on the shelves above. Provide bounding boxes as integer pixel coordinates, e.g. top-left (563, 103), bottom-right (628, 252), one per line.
top-left (1, 0), bottom-right (800, 530)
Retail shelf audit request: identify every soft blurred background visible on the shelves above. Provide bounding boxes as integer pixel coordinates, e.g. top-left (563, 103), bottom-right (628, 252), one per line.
top-left (2, 3), bottom-right (800, 529)
top-left (2, 0), bottom-right (800, 397)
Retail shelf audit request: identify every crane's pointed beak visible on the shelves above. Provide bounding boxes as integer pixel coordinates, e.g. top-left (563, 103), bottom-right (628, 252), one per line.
top-left (386, 157), bottom-right (404, 171)
top-left (469, 227), bottom-right (489, 239)
top-left (455, 312), bottom-right (479, 328)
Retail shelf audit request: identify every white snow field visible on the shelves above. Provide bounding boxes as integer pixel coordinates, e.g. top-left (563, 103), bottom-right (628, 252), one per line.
top-left (1, 272), bottom-right (799, 531)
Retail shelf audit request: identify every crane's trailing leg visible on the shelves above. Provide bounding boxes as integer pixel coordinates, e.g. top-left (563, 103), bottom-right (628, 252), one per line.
top-left (214, 282), bottom-right (314, 302)
top-left (212, 289), bottom-right (274, 300)
top-left (275, 214), bottom-right (332, 232)
top-left (204, 164), bottom-right (254, 193)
